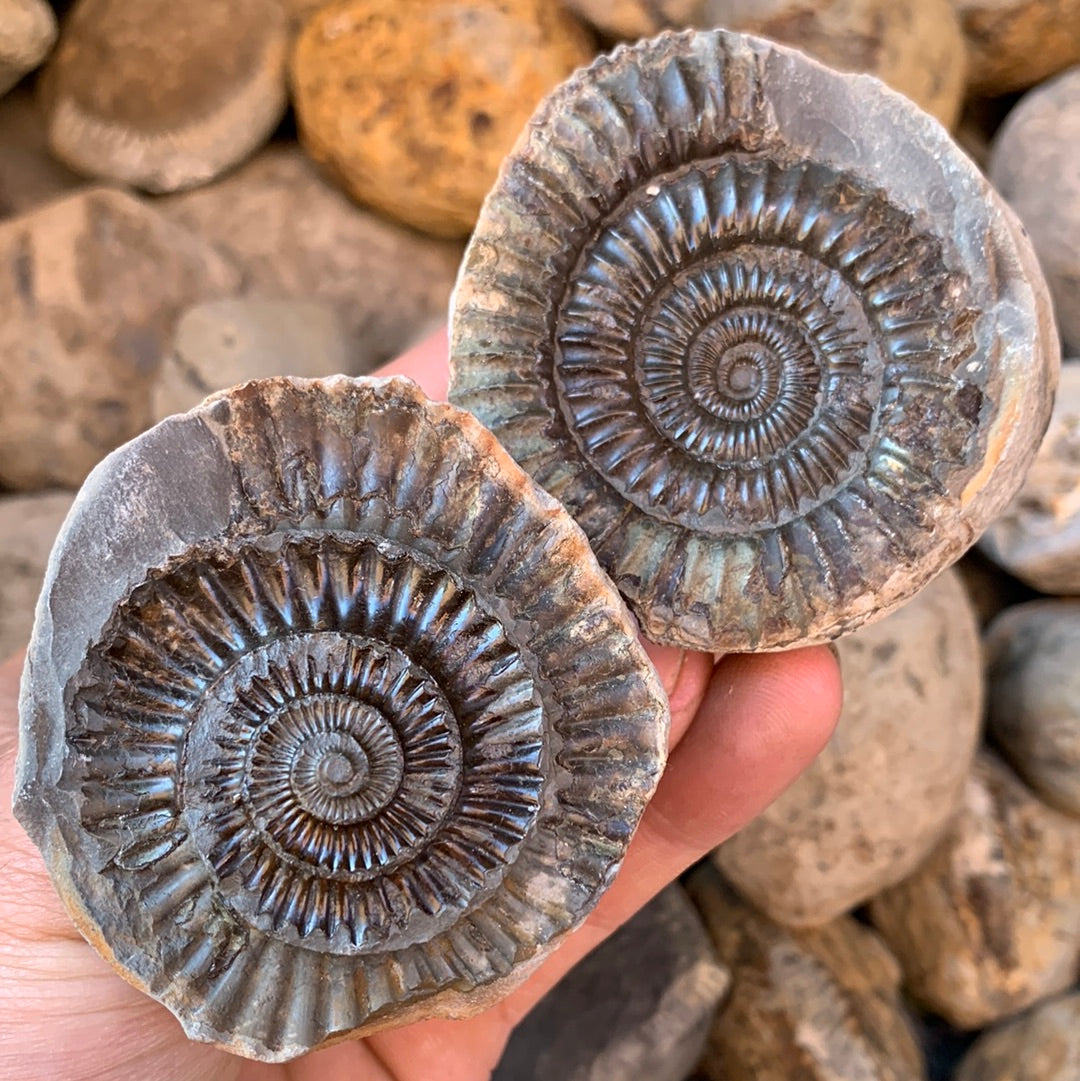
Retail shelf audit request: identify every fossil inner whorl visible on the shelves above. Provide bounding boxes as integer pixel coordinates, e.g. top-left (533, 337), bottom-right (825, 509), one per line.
top-left (555, 156), bottom-right (951, 534)
top-left (72, 534), bottom-right (544, 953)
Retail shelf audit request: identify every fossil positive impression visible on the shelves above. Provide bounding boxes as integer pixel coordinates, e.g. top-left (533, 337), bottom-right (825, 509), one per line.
top-left (13, 377), bottom-right (669, 1061)
top-left (450, 29), bottom-right (1060, 652)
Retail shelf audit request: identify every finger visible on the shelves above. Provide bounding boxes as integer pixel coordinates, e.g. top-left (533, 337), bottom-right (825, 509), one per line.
top-left (0, 650), bottom-right (20, 749)
top-left (374, 326), bottom-right (449, 399)
top-left (641, 641), bottom-right (715, 747)
top-left (371, 645), bottom-right (841, 1075)
top-left (0, 652), bottom-right (93, 946)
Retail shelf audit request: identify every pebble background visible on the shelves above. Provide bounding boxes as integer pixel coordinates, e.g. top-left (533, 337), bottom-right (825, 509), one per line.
top-left (2, 2), bottom-right (1080, 1078)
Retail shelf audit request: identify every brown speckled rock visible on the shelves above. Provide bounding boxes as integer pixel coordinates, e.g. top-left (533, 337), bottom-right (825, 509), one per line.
top-left (990, 70), bottom-right (1080, 355)
top-left (985, 600), bottom-right (1080, 818)
top-left (953, 96), bottom-right (1015, 173)
top-left (0, 187), bottom-right (241, 490)
top-left (953, 0), bottom-right (1080, 95)
top-left (561, 0), bottom-right (705, 38)
top-left (687, 865), bottom-right (927, 1081)
top-left (283, 0), bottom-right (333, 32)
top-left (954, 549), bottom-right (1036, 628)
top-left (151, 298), bottom-right (352, 420)
top-left (0, 86), bottom-right (83, 218)
top-left (709, 0), bottom-right (967, 128)
top-left (566, 0), bottom-right (966, 126)
top-left (980, 363), bottom-right (1080, 593)
top-left (0, 0), bottom-right (56, 98)
top-left (869, 751), bottom-right (1080, 1029)
top-left (161, 147), bottom-right (461, 371)
top-left (493, 886), bottom-right (729, 1081)
top-left (14, 375), bottom-right (668, 1060)
top-left (0, 491), bottom-right (74, 662)
top-left (716, 568), bottom-right (982, 927)
top-left (954, 993), bottom-right (1080, 1081)
top-left (291, 0), bottom-right (595, 237)
top-left (40, 0), bottom-right (288, 192)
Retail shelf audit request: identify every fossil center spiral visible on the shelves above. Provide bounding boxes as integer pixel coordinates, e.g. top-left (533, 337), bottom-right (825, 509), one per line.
top-left (263, 696), bottom-right (405, 823)
top-left (712, 349), bottom-right (767, 402)
top-left (680, 287), bottom-right (824, 444)
top-left (73, 535), bottom-right (549, 954)
top-left (554, 157), bottom-right (892, 534)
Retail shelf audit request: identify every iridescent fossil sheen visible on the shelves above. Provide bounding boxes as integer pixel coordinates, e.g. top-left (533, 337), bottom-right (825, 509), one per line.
top-left (14, 376), bottom-right (668, 1061)
top-left (450, 30), bottom-right (1059, 652)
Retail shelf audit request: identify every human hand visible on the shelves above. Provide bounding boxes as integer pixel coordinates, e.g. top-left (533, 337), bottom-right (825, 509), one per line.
top-left (0, 330), bottom-right (842, 1081)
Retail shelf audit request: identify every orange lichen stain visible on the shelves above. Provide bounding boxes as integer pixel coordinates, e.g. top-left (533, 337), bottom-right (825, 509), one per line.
top-left (291, 0), bottom-right (595, 237)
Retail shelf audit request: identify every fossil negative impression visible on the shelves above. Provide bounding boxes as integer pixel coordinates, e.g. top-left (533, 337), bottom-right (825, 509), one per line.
top-left (13, 376), bottom-right (668, 1061)
top-left (449, 30), bottom-right (1060, 651)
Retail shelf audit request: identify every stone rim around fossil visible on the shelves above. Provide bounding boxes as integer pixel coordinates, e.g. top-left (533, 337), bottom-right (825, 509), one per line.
top-left (449, 29), bottom-right (1059, 652)
top-left (13, 375), bottom-right (668, 1061)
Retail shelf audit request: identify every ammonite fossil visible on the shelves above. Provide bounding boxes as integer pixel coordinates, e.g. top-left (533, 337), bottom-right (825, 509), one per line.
top-left (13, 377), bottom-right (668, 1061)
top-left (449, 30), bottom-right (1060, 652)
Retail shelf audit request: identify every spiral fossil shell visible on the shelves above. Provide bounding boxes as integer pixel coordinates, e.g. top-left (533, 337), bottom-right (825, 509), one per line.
top-left (449, 30), bottom-right (1059, 652)
top-left (13, 377), bottom-right (668, 1061)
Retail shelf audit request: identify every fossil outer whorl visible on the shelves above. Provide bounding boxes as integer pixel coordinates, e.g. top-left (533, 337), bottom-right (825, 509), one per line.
top-left (449, 30), bottom-right (1059, 652)
top-left (12, 376), bottom-right (668, 1061)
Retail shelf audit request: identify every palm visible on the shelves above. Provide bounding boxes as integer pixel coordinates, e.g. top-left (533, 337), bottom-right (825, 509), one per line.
top-left (0, 336), bottom-right (841, 1080)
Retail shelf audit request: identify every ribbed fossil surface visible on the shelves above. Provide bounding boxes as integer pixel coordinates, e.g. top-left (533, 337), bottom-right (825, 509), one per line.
top-left (450, 29), bottom-right (1059, 651)
top-left (14, 376), bottom-right (668, 1061)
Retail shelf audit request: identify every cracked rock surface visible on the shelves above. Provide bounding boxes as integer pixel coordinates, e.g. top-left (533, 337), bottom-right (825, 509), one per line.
top-left (717, 568), bottom-right (982, 927)
top-left (869, 751), bottom-right (1080, 1029)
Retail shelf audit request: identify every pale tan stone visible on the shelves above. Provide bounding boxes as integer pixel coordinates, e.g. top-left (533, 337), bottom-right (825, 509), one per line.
top-left (0, 187), bottom-right (241, 490)
top-left (0, 491), bottom-right (73, 662)
top-left (990, 70), bottom-right (1080, 355)
top-left (954, 993), bottom-right (1080, 1081)
top-left (40, 0), bottom-right (287, 192)
top-left (688, 865), bottom-right (926, 1081)
top-left (151, 298), bottom-right (352, 420)
top-left (980, 363), bottom-right (1080, 593)
top-left (0, 0), bottom-right (56, 98)
top-left (716, 569), bottom-right (982, 927)
top-left (869, 752), bottom-right (1080, 1029)
top-left (704, 0), bottom-right (967, 128)
top-left (953, 0), bottom-right (1080, 95)
top-left (985, 600), bottom-right (1080, 818)
top-left (290, 0), bottom-right (595, 237)
top-left (160, 147), bottom-right (461, 371)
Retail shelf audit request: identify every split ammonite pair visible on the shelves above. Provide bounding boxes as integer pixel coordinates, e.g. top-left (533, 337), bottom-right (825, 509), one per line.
top-left (14, 29), bottom-right (1058, 1061)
